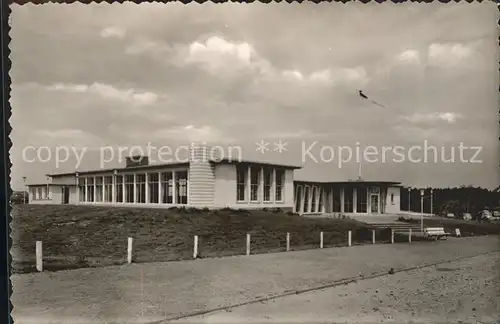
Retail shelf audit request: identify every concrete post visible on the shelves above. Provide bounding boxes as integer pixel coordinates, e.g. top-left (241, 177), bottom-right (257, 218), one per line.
top-left (320, 231), bottom-right (324, 249)
top-left (391, 229), bottom-right (394, 244)
top-left (36, 241), bottom-right (43, 272)
top-left (286, 232), bottom-right (290, 251)
top-left (193, 235), bottom-right (198, 259)
top-left (372, 229), bottom-right (376, 244)
top-left (246, 234), bottom-right (251, 256)
top-left (127, 237), bottom-right (133, 264)
top-left (409, 228), bottom-right (412, 243)
top-left (348, 230), bottom-right (352, 247)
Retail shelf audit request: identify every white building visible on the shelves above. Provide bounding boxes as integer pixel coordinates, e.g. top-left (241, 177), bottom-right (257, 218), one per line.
top-left (27, 148), bottom-right (402, 215)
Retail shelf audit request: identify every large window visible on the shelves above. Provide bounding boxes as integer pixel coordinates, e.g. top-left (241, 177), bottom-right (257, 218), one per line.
top-left (160, 172), bottom-right (173, 204)
top-left (250, 166), bottom-right (260, 201)
top-left (318, 187), bottom-right (323, 212)
top-left (125, 175), bottom-right (134, 203)
top-left (104, 176), bottom-right (113, 202)
top-left (344, 187), bottom-right (354, 213)
top-left (295, 185), bottom-right (303, 212)
top-left (263, 168), bottom-right (272, 202)
top-left (236, 166), bottom-right (247, 202)
top-left (332, 188), bottom-right (341, 212)
top-left (148, 173), bottom-right (159, 203)
top-left (115, 175), bottom-right (123, 203)
top-left (356, 187), bottom-right (368, 213)
top-left (86, 177), bottom-right (95, 202)
top-left (95, 177), bottom-right (103, 202)
top-left (30, 187), bottom-right (36, 200)
top-left (78, 178), bottom-right (85, 202)
top-left (275, 169), bottom-right (285, 202)
top-left (176, 171), bottom-right (188, 205)
top-left (136, 173), bottom-right (146, 203)
top-left (303, 186), bottom-right (310, 213)
top-left (311, 186), bottom-right (317, 212)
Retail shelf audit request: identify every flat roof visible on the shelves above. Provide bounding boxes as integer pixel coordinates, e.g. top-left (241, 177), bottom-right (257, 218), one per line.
top-left (294, 180), bottom-right (402, 186)
top-left (48, 159), bottom-right (302, 178)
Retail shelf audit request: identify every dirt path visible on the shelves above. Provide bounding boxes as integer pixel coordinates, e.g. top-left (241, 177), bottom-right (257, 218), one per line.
top-left (11, 235), bottom-right (500, 324)
top-left (175, 252), bottom-right (500, 323)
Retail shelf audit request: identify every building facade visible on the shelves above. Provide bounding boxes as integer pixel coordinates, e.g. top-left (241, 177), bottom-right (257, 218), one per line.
top-left (27, 148), bottom-right (402, 215)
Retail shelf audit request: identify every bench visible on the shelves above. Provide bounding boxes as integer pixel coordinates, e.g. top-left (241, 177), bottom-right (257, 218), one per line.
top-left (423, 227), bottom-right (450, 240)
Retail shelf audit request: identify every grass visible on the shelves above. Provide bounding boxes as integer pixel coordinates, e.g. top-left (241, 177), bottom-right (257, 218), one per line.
top-left (10, 205), bottom-right (391, 274)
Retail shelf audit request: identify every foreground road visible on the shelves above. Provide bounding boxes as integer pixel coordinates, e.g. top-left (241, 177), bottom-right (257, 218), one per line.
top-left (11, 235), bottom-right (500, 324)
top-left (174, 252), bottom-right (500, 323)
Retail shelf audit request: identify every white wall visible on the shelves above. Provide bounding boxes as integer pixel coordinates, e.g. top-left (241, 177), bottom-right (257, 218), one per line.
top-left (385, 186), bottom-right (401, 214)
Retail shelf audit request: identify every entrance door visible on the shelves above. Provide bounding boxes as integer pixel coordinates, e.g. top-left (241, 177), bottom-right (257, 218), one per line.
top-left (370, 194), bottom-right (379, 214)
top-left (62, 187), bottom-right (70, 204)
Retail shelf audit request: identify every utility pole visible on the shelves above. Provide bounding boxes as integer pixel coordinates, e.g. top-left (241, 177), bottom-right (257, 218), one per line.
top-left (22, 176), bottom-right (27, 204)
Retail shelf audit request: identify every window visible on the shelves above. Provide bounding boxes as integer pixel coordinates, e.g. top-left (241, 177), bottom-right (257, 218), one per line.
top-left (176, 171), bottom-right (188, 205)
top-left (295, 185), bottom-right (303, 212)
top-left (124, 175), bottom-right (134, 203)
top-left (95, 177), bottom-right (103, 202)
top-left (311, 186), bottom-right (317, 212)
top-left (391, 193), bottom-right (394, 205)
top-left (160, 172), bottom-right (173, 204)
top-left (30, 187), bottom-right (36, 200)
top-left (236, 166), bottom-right (247, 202)
top-left (104, 176), bottom-right (113, 202)
top-left (115, 175), bottom-right (123, 203)
top-left (136, 173), bottom-right (146, 203)
top-left (44, 186), bottom-right (49, 199)
top-left (356, 187), bottom-right (368, 213)
top-left (86, 177), bottom-right (95, 202)
top-left (344, 187), bottom-right (354, 213)
top-left (148, 173), bottom-right (159, 203)
top-left (317, 187), bottom-right (323, 212)
top-left (263, 168), bottom-right (272, 202)
top-left (78, 178), bottom-right (86, 202)
top-left (275, 169), bottom-right (285, 202)
top-left (303, 186), bottom-right (310, 213)
top-left (250, 166), bottom-right (260, 201)
top-left (332, 188), bottom-right (341, 213)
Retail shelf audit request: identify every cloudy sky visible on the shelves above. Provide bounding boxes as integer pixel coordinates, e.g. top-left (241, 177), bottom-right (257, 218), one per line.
top-left (9, 2), bottom-right (499, 190)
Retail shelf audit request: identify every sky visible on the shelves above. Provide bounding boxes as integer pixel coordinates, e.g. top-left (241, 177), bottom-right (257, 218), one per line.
top-left (8, 2), bottom-right (499, 190)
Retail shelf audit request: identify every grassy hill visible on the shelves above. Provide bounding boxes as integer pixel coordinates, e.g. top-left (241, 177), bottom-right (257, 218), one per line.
top-left (10, 205), bottom-right (388, 273)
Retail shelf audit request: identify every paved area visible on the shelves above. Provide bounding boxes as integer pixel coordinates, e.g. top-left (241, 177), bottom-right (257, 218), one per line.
top-left (11, 235), bottom-right (500, 324)
top-left (176, 252), bottom-right (500, 324)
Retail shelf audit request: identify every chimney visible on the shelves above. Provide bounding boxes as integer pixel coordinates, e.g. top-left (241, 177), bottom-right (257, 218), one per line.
top-left (125, 155), bottom-right (149, 168)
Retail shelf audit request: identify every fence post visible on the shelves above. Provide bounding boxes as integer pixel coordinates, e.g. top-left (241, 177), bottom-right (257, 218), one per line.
top-left (390, 229), bottom-right (394, 244)
top-left (348, 230), bottom-right (352, 247)
top-left (246, 233), bottom-right (251, 256)
top-left (372, 229), bottom-right (376, 244)
top-left (409, 228), bottom-right (412, 243)
top-left (193, 235), bottom-right (198, 259)
top-left (127, 237), bottom-right (133, 264)
top-left (320, 231), bottom-right (324, 249)
top-left (36, 241), bottom-right (43, 272)
top-left (286, 232), bottom-right (290, 252)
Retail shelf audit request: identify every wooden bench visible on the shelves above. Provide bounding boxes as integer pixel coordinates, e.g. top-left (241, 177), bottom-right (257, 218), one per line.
top-left (423, 227), bottom-right (450, 240)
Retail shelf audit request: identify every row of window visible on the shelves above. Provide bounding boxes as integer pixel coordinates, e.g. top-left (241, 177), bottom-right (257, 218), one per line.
top-left (30, 186), bottom-right (49, 200)
top-left (295, 186), bottom-right (386, 214)
top-left (236, 166), bottom-right (285, 203)
top-left (77, 171), bottom-right (188, 205)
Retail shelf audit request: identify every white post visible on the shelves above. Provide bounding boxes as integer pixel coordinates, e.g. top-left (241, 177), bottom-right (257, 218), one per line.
top-left (409, 228), bottom-right (412, 243)
top-left (320, 231), bottom-right (324, 249)
top-left (127, 237), bottom-right (133, 264)
top-left (246, 234), bottom-right (251, 256)
top-left (36, 241), bottom-right (43, 272)
top-left (172, 171), bottom-right (177, 204)
top-left (391, 229), bottom-right (394, 244)
top-left (193, 235), bottom-right (198, 259)
top-left (372, 229), bottom-right (376, 244)
top-left (286, 232), bottom-right (290, 251)
top-left (348, 230), bottom-right (352, 247)
top-left (420, 189), bottom-right (424, 232)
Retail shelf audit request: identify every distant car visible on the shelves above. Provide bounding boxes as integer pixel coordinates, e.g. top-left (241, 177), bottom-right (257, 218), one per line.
top-left (478, 210), bottom-right (493, 222)
top-left (462, 213), bottom-right (472, 221)
top-left (446, 213), bottom-right (455, 218)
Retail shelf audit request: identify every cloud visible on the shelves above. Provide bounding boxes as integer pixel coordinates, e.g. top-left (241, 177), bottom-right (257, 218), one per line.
top-left (279, 66), bottom-right (368, 87)
top-left (125, 39), bottom-right (171, 56)
top-left (402, 112), bottom-right (464, 124)
top-left (153, 125), bottom-right (231, 143)
top-left (45, 82), bottom-right (158, 106)
top-left (397, 49), bottom-right (420, 64)
top-left (427, 42), bottom-right (473, 66)
top-left (100, 26), bottom-right (126, 39)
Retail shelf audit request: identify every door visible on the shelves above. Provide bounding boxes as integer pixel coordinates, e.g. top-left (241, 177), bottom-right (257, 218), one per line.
top-left (370, 194), bottom-right (379, 214)
top-left (62, 187), bottom-right (70, 204)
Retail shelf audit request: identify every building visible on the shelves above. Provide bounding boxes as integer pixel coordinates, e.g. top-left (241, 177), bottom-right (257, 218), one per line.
top-left (27, 147), bottom-right (402, 215)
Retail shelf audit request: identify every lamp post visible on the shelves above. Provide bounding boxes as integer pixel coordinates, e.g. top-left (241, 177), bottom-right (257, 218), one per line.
top-left (420, 188), bottom-right (424, 232)
top-left (22, 176), bottom-right (27, 204)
